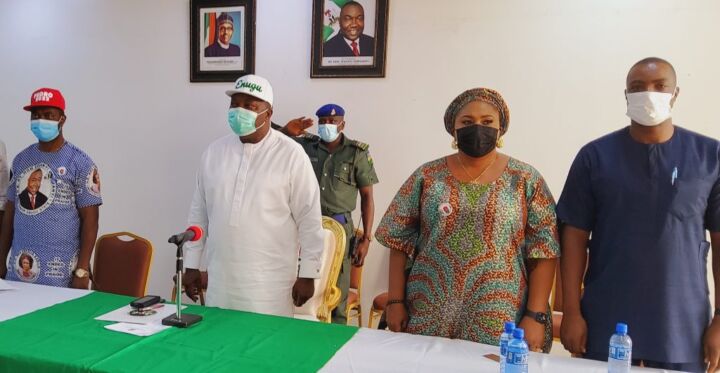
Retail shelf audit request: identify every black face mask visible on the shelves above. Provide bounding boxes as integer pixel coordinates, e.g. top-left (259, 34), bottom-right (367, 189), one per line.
top-left (456, 125), bottom-right (498, 158)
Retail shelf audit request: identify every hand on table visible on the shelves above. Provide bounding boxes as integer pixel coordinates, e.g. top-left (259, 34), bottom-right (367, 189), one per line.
top-left (386, 302), bottom-right (408, 332)
top-left (519, 316), bottom-right (545, 352)
top-left (560, 311), bottom-right (587, 356)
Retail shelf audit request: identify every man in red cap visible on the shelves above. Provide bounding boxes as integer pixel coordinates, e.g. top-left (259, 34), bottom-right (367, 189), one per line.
top-left (0, 88), bottom-right (102, 289)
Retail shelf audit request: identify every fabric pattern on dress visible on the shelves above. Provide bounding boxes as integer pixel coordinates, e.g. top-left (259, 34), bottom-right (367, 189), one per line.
top-left (376, 157), bottom-right (559, 349)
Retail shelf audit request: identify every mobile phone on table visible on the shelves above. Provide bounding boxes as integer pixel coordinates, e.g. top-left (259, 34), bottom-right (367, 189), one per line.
top-left (130, 295), bottom-right (161, 309)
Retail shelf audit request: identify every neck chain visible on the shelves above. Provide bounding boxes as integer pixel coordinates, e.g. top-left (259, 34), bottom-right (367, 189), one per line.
top-left (457, 153), bottom-right (498, 183)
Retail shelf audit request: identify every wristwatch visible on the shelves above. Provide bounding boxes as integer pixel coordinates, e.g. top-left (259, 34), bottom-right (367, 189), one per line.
top-left (524, 309), bottom-right (550, 325)
top-left (73, 268), bottom-right (89, 279)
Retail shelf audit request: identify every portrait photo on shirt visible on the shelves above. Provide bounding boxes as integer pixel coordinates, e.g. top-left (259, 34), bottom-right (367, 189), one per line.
top-left (13, 250), bottom-right (40, 282)
top-left (311, 0), bottom-right (388, 78)
top-left (16, 164), bottom-right (55, 215)
top-left (86, 165), bottom-right (101, 197)
top-left (191, 0), bottom-right (256, 82)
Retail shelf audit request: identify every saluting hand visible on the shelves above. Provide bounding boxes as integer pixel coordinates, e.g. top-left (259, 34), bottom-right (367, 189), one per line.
top-left (704, 318), bottom-right (720, 372)
top-left (284, 117), bottom-right (314, 137)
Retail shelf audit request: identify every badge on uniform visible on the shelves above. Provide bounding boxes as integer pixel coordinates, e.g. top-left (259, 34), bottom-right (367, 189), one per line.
top-left (439, 202), bottom-right (453, 217)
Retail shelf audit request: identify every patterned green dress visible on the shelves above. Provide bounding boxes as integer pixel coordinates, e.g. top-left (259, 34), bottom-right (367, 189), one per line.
top-left (375, 157), bottom-right (560, 350)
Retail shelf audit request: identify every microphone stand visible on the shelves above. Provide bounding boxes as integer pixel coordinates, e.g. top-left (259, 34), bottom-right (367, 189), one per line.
top-left (162, 239), bottom-right (202, 328)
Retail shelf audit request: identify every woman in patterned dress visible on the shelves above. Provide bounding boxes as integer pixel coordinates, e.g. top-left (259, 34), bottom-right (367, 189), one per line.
top-left (375, 88), bottom-right (559, 352)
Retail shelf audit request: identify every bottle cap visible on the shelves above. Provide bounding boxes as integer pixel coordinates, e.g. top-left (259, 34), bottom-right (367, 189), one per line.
top-left (504, 321), bottom-right (516, 333)
top-left (512, 328), bottom-right (524, 339)
top-left (616, 322), bottom-right (628, 335)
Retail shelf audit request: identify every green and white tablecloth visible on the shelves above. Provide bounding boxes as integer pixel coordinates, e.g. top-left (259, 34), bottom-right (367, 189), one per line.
top-left (0, 290), bottom-right (356, 372)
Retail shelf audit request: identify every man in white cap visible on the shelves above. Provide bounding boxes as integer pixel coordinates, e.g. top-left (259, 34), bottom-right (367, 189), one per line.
top-left (181, 74), bottom-right (325, 317)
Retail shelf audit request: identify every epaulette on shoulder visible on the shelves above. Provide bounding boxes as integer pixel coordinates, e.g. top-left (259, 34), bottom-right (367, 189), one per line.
top-left (350, 140), bottom-right (369, 151)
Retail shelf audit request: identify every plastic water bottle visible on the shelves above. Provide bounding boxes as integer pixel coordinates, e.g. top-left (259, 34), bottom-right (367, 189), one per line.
top-left (499, 321), bottom-right (515, 373)
top-left (505, 328), bottom-right (528, 373)
top-left (608, 322), bottom-right (632, 373)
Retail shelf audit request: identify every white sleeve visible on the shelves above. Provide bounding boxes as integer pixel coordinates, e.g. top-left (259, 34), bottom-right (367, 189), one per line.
top-left (184, 166), bottom-right (208, 269)
top-left (0, 141), bottom-right (7, 210)
top-left (290, 151), bottom-right (324, 279)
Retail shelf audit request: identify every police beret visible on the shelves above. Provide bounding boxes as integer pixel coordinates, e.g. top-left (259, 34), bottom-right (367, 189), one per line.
top-left (315, 103), bottom-right (345, 117)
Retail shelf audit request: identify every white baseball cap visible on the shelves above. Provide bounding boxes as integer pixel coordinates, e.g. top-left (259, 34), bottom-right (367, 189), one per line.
top-left (225, 74), bottom-right (274, 107)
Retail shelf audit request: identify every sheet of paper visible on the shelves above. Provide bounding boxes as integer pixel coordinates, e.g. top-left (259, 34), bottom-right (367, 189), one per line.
top-left (95, 304), bottom-right (186, 324)
top-left (104, 322), bottom-right (171, 337)
top-left (0, 278), bottom-right (17, 291)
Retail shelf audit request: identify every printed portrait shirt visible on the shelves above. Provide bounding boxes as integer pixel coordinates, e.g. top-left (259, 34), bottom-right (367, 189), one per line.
top-left (5, 142), bottom-right (102, 287)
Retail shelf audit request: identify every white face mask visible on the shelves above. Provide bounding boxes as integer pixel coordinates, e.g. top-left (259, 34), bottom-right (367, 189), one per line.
top-left (318, 123), bottom-right (342, 142)
top-left (626, 91), bottom-right (674, 126)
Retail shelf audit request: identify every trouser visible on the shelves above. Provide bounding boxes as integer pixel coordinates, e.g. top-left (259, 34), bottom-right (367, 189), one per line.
top-left (329, 213), bottom-right (354, 324)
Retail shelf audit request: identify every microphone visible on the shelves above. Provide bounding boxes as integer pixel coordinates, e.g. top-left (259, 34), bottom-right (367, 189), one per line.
top-left (168, 226), bottom-right (203, 246)
top-left (164, 225), bottom-right (205, 328)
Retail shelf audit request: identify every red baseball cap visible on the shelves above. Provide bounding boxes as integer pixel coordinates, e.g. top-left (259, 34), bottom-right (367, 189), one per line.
top-left (23, 88), bottom-right (65, 112)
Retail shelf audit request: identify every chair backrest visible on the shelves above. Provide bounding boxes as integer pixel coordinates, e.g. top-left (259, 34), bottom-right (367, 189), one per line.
top-left (294, 217), bottom-right (346, 322)
top-left (92, 232), bottom-right (153, 297)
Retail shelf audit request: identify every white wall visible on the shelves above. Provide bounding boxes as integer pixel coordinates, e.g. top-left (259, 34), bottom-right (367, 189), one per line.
top-left (2, 0), bottom-right (719, 324)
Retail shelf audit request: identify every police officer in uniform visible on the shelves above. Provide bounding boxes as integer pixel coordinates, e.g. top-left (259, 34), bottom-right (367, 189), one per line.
top-left (281, 103), bottom-right (378, 324)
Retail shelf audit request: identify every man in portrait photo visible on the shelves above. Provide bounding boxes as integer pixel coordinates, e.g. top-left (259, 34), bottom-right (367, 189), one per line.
top-left (90, 168), bottom-right (100, 195)
top-left (323, 1), bottom-right (374, 57)
top-left (19, 169), bottom-right (47, 211)
top-left (204, 12), bottom-right (241, 57)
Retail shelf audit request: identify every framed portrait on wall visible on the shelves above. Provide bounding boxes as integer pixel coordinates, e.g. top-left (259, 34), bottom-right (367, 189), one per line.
top-left (311, 0), bottom-right (389, 78)
top-left (190, 0), bottom-right (256, 82)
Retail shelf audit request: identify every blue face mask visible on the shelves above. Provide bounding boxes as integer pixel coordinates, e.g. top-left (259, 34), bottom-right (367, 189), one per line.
top-left (30, 119), bottom-right (61, 142)
top-left (318, 124), bottom-right (341, 142)
top-left (228, 107), bottom-right (268, 137)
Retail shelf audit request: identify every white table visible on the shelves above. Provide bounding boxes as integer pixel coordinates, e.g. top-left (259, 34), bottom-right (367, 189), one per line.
top-left (0, 281), bottom-right (679, 373)
top-left (0, 280), bottom-right (89, 321)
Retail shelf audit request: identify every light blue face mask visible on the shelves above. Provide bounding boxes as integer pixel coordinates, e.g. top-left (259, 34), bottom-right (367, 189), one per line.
top-left (318, 124), bottom-right (341, 142)
top-left (30, 119), bottom-right (61, 142)
top-left (228, 107), bottom-right (268, 137)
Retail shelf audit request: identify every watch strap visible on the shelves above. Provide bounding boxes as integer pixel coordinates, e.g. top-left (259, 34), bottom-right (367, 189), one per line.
top-left (524, 309), bottom-right (549, 324)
